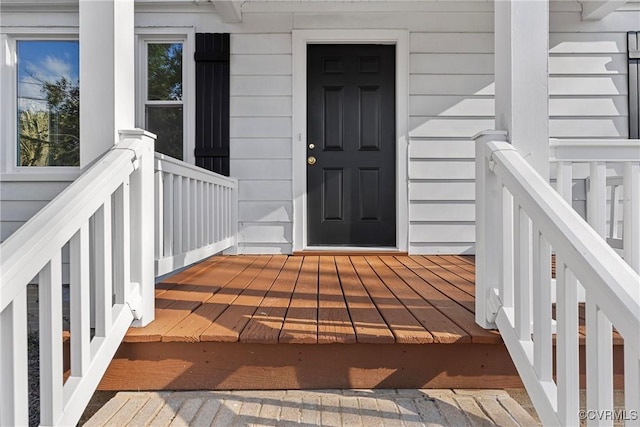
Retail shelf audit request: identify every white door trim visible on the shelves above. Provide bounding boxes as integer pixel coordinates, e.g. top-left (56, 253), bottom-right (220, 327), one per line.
top-left (291, 29), bottom-right (410, 252)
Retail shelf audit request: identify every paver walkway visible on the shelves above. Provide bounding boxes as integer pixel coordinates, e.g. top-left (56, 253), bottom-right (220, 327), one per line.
top-left (83, 389), bottom-right (540, 426)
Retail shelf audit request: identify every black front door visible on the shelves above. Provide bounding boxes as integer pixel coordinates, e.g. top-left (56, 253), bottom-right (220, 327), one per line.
top-left (307, 44), bottom-right (396, 246)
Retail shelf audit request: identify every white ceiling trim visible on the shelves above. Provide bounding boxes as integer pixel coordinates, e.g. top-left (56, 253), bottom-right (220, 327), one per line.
top-left (580, 0), bottom-right (629, 20)
top-left (212, 0), bottom-right (243, 23)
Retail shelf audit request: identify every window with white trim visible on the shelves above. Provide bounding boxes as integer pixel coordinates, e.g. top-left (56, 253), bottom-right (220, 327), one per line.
top-left (15, 39), bottom-right (80, 166)
top-left (140, 39), bottom-right (186, 160)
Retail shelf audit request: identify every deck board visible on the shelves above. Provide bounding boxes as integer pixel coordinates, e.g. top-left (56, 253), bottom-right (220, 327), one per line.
top-left (279, 256), bottom-right (319, 343)
top-left (351, 256), bottom-right (434, 344)
top-left (317, 256), bottom-right (357, 344)
top-left (126, 255), bottom-right (497, 345)
top-left (202, 256), bottom-right (287, 342)
top-left (161, 256), bottom-right (259, 342)
top-left (240, 257), bottom-right (302, 343)
top-left (335, 256), bottom-right (396, 343)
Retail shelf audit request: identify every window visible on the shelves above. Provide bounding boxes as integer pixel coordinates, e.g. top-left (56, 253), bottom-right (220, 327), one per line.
top-left (16, 40), bottom-right (80, 166)
top-left (142, 41), bottom-right (185, 160)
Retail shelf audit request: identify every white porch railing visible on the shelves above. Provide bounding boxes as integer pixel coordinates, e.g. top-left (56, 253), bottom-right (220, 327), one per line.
top-left (476, 133), bottom-right (640, 426)
top-left (154, 154), bottom-right (237, 277)
top-left (550, 139), bottom-right (640, 270)
top-left (0, 131), bottom-right (238, 426)
top-left (0, 130), bottom-right (155, 426)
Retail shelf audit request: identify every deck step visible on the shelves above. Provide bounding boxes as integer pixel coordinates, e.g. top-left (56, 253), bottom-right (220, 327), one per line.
top-left (83, 389), bottom-right (541, 426)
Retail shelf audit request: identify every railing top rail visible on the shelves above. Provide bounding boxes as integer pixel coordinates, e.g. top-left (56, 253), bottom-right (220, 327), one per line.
top-left (154, 153), bottom-right (237, 187)
top-left (550, 138), bottom-right (640, 162)
top-left (484, 141), bottom-right (640, 339)
top-left (0, 134), bottom-right (148, 312)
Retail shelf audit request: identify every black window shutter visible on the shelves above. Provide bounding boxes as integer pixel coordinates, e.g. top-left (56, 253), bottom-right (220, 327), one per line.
top-left (195, 33), bottom-right (230, 175)
top-left (630, 32), bottom-right (640, 139)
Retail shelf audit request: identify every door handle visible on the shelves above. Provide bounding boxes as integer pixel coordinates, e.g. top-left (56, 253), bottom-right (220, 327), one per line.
top-left (307, 156), bottom-right (317, 165)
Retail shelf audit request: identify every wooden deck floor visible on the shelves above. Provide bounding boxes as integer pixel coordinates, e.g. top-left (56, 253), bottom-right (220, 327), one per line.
top-left (124, 255), bottom-right (500, 345)
top-left (101, 254), bottom-right (624, 391)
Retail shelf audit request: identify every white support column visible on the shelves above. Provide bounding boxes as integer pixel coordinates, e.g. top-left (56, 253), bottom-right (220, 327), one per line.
top-left (494, 0), bottom-right (550, 178)
top-left (79, 0), bottom-right (135, 167)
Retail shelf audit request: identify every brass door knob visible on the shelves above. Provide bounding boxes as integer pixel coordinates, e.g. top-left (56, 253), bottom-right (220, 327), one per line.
top-left (307, 156), bottom-right (317, 165)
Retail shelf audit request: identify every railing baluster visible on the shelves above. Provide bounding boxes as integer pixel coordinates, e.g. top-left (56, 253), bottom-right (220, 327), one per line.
top-left (154, 169), bottom-right (163, 260)
top-left (501, 185), bottom-right (514, 309)
top-left (624, 161), bottom-right (640, 272)
top-left (215, 184), bottom-right (220, 243)
top-left (94, 199), bottom-right (112, 339)
top-left (555, 258), bottom-right (579, 425)
top-left (113, 179), bottom-right (130, 305)
top-left (514, 205), bottom-right (531, 340)
top-left (190, 178), bottom-right (197, 250)
top-left (588, 161), bottom-right (607, 236)
top-left (586, 301), bottom-right (613, 426)
top-left (609, 183), bottom-right (620, 242)
top-left (39, 252), bottom-right (64, 426)
top-left (532, 228), bottom-right (552, 382)
top-left (203, 182), bottom-right (210, 245)
top-left (624, 343), bottom-right (640, 427)
top-left (173, 175), bottom-right (183, 255)
top-left (197, 180), bottom-right (203, 249)
top-left (0, 290), bottom-right (29, 427)
top-left (182, 177), bottom-right (191, 251)
top-left (163, 172), bottom-right (173, 257)
top-left (70, 223), bottom-right (91, 376)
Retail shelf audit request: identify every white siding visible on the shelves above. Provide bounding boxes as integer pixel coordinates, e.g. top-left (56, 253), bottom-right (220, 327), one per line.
top-left (0, 181), bottom-right (73, 241)
top-left (229, 33), bottom-right (293, 253)
top-left (1, 2), bottom-right (635, 256)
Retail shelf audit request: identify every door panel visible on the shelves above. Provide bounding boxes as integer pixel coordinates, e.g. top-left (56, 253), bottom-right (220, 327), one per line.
top-left (307, 44), bottom-right (396, 246)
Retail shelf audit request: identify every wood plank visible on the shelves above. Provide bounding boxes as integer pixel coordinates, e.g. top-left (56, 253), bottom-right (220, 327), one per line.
top-left (240, 256), bottom-right (302, 343)
top-left (412, 256), bottom-right (476, 298)
top-left (384, 257), bottom-right (500, 344)
top-left (100, 342), bottom-right (528, 391)
top-left (126, 257), bottom-right (254, 343)
top-left (396, 257), bottom-right (476, 313)
top-left (160, 256), bottom-right (266, 342)
top-left (334, 256), bottom-right (395, 344)
top-left (317, 256), bottom-right (356, 344)
top-left (279, 256), bottom-right (319, 343)
top-left (201, 256), bottom-right (287, 342)
top-left (350, 256), bottom-right (433, 344)
top-left (369, 256), bottom-right (470, 344)
top-left (160, 256), bottom-right (221, 285)
top-left (434, 256), bottom-right (476, 283)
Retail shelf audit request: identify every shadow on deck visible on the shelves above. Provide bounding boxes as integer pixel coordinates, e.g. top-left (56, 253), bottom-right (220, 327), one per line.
top-left (98, 255), bottom-right (623, 391)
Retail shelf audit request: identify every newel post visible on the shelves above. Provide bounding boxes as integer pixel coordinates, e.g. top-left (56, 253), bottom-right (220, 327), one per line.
top-left (119, 129), bottom-right (157, 327)
top-left (475, 130), bottom-right (508, 329)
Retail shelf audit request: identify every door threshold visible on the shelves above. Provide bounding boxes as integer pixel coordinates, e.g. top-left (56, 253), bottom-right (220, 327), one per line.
top-left (294, 247), bottom-right (407, 256)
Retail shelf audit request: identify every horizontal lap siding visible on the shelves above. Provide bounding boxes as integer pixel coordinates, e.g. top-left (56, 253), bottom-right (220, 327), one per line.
top-left (0, 180), bottom-right (74, 282)
top-left (229, 33), bottom-right (293, 254)
top-left (408, 9), bottom-right (635, 253)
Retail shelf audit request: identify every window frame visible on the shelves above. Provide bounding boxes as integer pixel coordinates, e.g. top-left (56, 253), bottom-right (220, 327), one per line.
top-left (0, 29), bottom-right (81, 177)
top-left (135, 28), bottom-right (195, 164)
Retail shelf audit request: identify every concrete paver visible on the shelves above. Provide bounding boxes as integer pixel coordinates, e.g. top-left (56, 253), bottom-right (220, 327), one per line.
top-left (84, 389), bottom-right (542, 426)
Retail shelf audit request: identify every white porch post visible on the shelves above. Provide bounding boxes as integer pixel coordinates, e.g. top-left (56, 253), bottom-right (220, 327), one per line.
top-left (79, 0), bottom-right (135, 167)
top-left (494, 0), bottom-right (550, 177)
top-left (476, 0), bottom-right (550, 328)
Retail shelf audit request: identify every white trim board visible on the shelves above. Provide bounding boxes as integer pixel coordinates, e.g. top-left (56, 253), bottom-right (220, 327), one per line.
top-left (291, 29), bottom-right (410, 253)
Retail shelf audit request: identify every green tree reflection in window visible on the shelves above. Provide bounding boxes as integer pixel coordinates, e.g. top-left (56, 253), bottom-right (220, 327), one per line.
top-left (17, 40), bottom-right (80, 166)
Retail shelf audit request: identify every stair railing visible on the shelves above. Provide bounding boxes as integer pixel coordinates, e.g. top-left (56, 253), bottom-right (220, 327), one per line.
top-left (0, 129), bottom-right (155, 427)
top-left (475, 132), bottom-right (640, 426)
